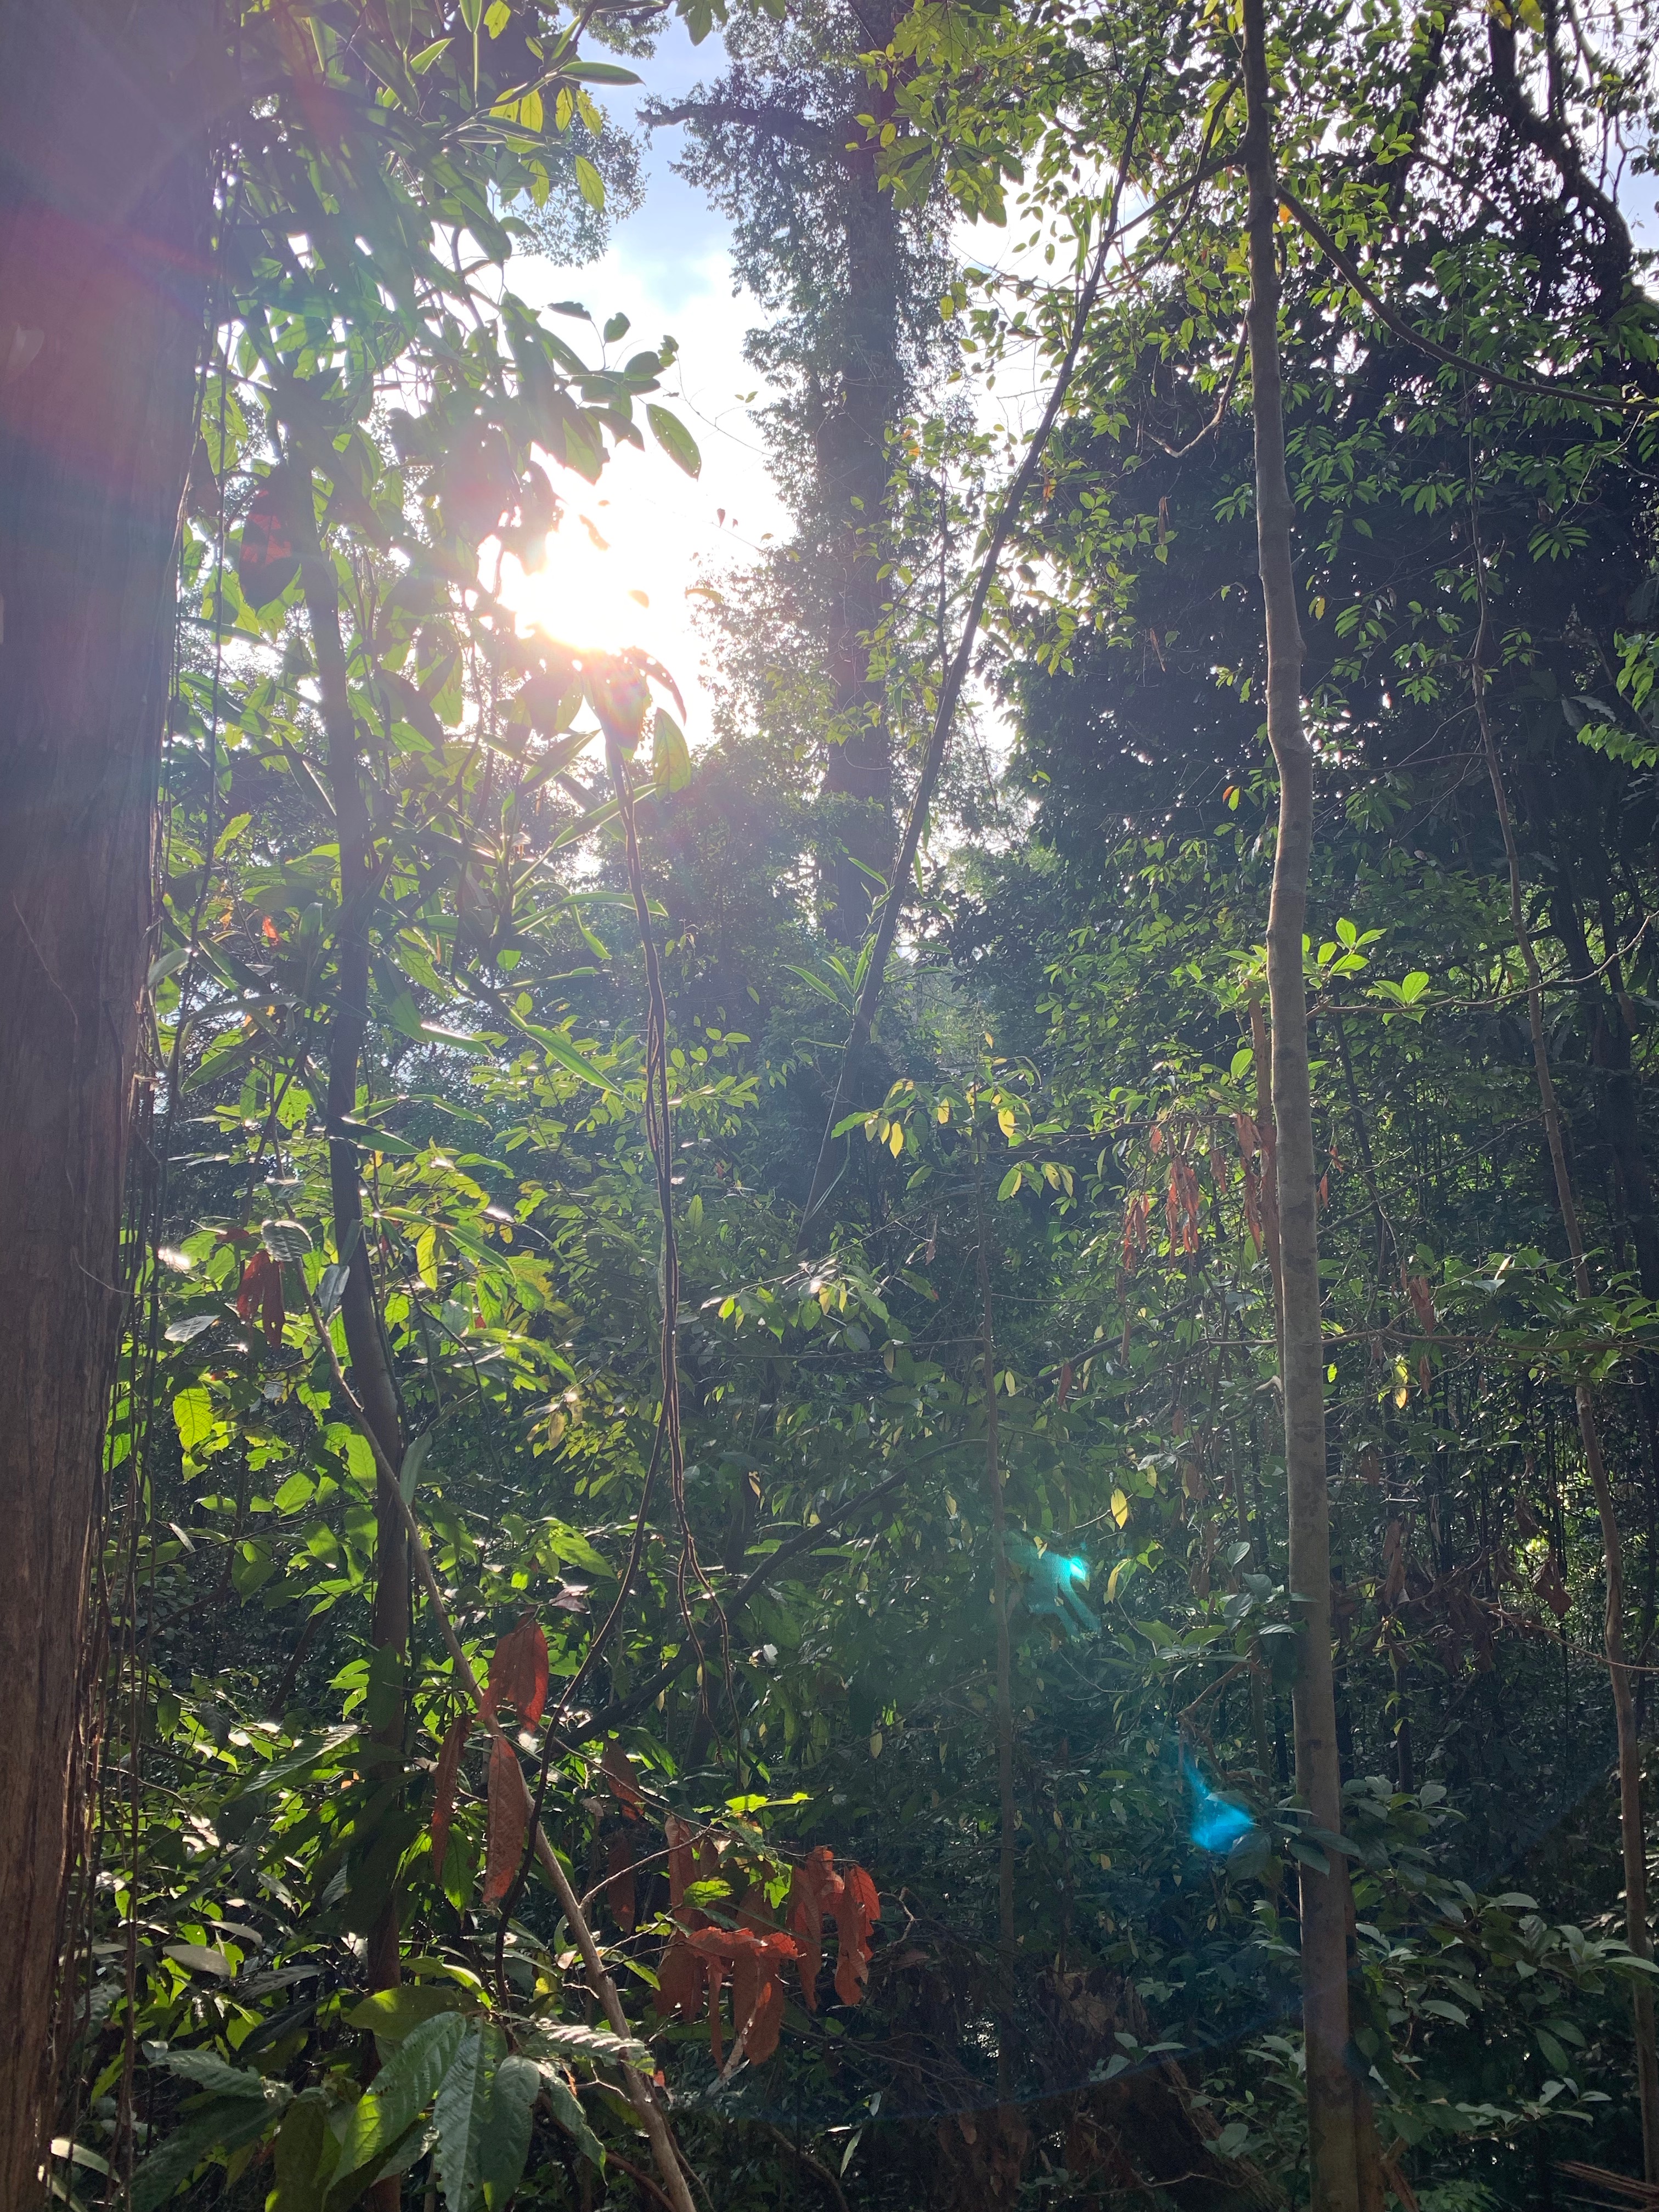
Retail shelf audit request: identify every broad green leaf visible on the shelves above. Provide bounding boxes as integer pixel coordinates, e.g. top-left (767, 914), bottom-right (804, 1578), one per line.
top-left (652, 709), bottom-right (692, 793)
top-left (156, 2051), bottom-right (268, 2096)
top-left (433, 2023), bottom-right (503, 2212)
top-left (332, 2013), bottom-right (467, 2202)
top-left (272, 2090), bottom-right (332, 2212)
top-left (172, 1388), bottom-right (216, 1454)
top-left (534, 2066), bottom-right (604, 2171)
top-left (573, 156), bottom-right (605, 212)
top-left (646, 404), bottom-right (701, 478)
top-left (262, 1218), bottom-right (313, 1264)
top-left (132, 2098), bottom-right (283, 2212)
top-left (478, 2055), bottom-right (539, 2208)
top-left (345, 1985), bottom-right (465, 2043)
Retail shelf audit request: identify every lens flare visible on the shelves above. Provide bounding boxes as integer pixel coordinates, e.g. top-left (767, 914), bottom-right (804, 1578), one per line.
top-left (1183, 1751), bottom-right (1257, 1855)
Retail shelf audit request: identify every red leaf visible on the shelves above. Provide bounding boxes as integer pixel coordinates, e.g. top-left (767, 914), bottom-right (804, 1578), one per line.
top-left (484, 1616), bottom-right (548, 1729)
top-left (1056, 1360), bottom-right (1072, 1410)
top-left (235, 1250), bottom-right (285, 1348)
top-left (833, 1864), bottom-right (880, 2009)
top-left (606, 1831), bottom-right (637, 1932)
top-left (430, 1711), bottom-right (470, 1867)
top-left (238, 480), bottom-right (298, 607)
top-left (482, 1734), bottom-right (526, 1906)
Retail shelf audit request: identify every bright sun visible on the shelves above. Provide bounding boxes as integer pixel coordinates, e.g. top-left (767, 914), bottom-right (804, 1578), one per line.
top-left (493, 438), bottom-right (760, 737)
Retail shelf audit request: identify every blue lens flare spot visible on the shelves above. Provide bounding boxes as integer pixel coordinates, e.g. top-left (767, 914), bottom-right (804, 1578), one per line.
top-left (1183, 1752), bottom-right (1257, 1855)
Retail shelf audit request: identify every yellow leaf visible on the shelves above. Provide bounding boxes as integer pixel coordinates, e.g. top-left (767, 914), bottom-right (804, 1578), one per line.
top-left (998, 1105), bottom-right (1017, 1140)
top-left (889, 1121), bottom-right (904, 1158)
top-left (936, 1099), bottom-right (951, 1124)
top-left (1110, 1488), bottom-right (1130, 1529)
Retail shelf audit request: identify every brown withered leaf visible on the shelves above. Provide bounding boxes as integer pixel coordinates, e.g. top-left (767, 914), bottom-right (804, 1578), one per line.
top-left (430, 1711), bottom-right (470, 1868)
top-left (606, 1831), bottom-right (636, 1932)
top-left (1382, 1519), bottom-right (1407, 1609)
top-left (655, 1939), bottom-right (703, 2025)
top-left (601, 1737), bottom-right (643, 1817)
top-left (665, 1812), bottom-right (695, 1908)
top-left (1538, 1553), bottom-right (1571, 1621)
top-left (482, 1734), bottom-right (527, 1906)
top-left (484, 1615), bottom-right (549, 1729)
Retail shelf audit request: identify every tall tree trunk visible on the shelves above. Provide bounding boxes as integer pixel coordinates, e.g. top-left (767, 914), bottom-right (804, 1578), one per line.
top-left (1240, 8), bottom-right (1373, 2207)
top-left (816, 90), bottom-right (902, 943)
top-left (0, 10), bottom-right (206, 2201)
top-left (1472, 617), bottom-right (1659, 2176)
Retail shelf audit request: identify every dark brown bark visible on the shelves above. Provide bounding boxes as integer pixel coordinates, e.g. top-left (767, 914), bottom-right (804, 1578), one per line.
top-left (0, 9), bottom-right (207, 2200)
top-left (1240, 7), bottom-right (1372, 2206)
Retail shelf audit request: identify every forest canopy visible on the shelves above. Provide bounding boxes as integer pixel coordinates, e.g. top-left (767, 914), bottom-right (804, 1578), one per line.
top-left (10, 0), bottom-right (1659, 2209)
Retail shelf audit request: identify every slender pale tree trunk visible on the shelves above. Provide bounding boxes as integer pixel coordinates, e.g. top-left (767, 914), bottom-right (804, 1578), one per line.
top-left (1471, 569), bottom-right (1659, 2173)
top-left (287, 459), bottom-right (409, 2212)
top-left (0, 10), bottom-right (206, 2200)
top-left (1240, 7), bottom-right (1374, 2207)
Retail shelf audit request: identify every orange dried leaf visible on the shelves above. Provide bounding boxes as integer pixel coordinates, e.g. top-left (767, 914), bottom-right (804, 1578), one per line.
top-left (743, 1974), bottom-right (787, 2066)
top-left (430, 1711), bottom-right (470, 1867)
top-left (788, 1847), bottom-right (843, 2012)
top-left (833, 1864), bottom-right (880, 2009)
top-left (482, 1734), bottom-right (527, 1906)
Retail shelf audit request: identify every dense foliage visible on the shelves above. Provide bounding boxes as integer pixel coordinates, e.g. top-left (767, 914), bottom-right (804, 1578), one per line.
top-left (48, 0), bottom-right (1659, 2207)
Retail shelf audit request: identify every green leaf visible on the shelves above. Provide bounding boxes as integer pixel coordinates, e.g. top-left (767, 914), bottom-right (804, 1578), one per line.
top-left (521, 2022), bottom-right (648, 2066)
top-left (332, 2014), bottom-right (467, 2205)
top-left (478, 2056), bottom-right (539, 2209)
top-left (504, 1011), bottom-right (618, 1094)
top-left (559, 58), bottom-right (642, 82)
top-left (133, 2099), bottom-right (282, 2212)
top-left (434, 2024), bottom-right (502, 2212)
top-left (652, 709), bottom-right (692, 793)
top-left (345, 1985), bottom-right (465, 2044)
top-left (573, 156), bottom-right (605, 212)
top-left (271, 2091), bottom-right (332, 2212)
top-left (646, 404), bottom-right (701, 478)
top-left (172, 1388), bottom-right (216, 1455)
top-left (262, 1218), bottom-right (313, 1264)
top-left (399, 1430), bottom-right (435, 1504)
top-left (156, 2051), bottom-right (268, 2096)
top-left (409, 35), bottom-right (452, 69)
top-left (534, 2066), bottom-right (604, 2171)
